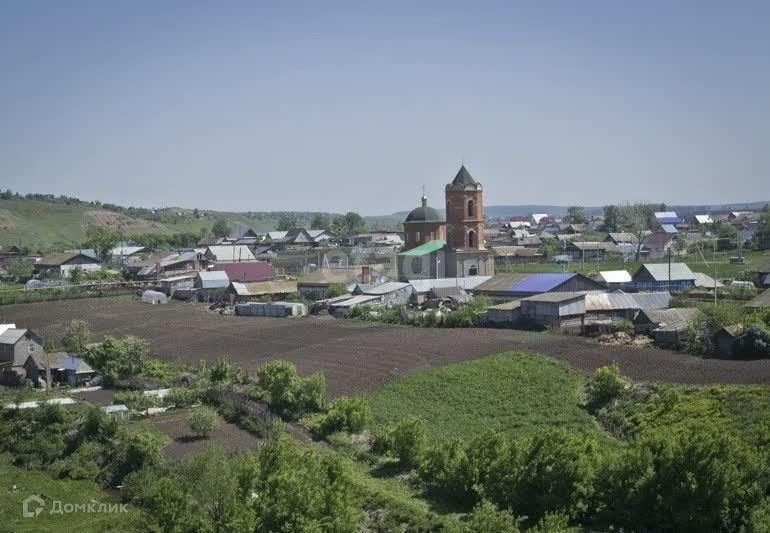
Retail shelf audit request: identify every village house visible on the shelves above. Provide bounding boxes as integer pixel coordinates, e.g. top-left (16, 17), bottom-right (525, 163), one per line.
top-left (583, 291), bottom-right (672, 324)
top-left (643, 232), bottom-right (680, 257)
top-left (407, 276), bottom-right (491, 305)
top-left (33, 252), bottom-right (102, 278)
top-left (0, 326), bottom-right (44, 385)
top-left (604, 232), bottom-right (639, 245)
top-left (136, 250), bottom-right (208, 279)
top-left (492, 246), bottom-right (543, 266)
top-left (745, 289), bottom-right (770, 311)
top-left (632, 263), bottom-right (696, 292)
top-left (471, 272), bottom-right (605, 303)
top-left (654, 211), bottom-right (682, 225)
top-left (298, 266), bottom-right (389, 300)
top-left (157, 274), bottom-right (196, 295)
top-left (564, 241), bottom-right (619, 260)
top-left (194, 270), bottom-right (230, 290)
top-left (225, 226), bottom-right (261, 246)
top-left (692, 214), bottom-right (713, 226)
top-left (518, 292), bottom-right (586, 332)
top-left (109, 245), bottom-right (146, 266)
top-left (23, 352), bottom-right (98, 387)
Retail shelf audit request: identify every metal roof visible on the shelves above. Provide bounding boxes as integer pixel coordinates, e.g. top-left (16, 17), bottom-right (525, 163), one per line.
top-left (197, 270), bottom-right (230, 288)
top-left (694, 214), bottom-right (713, 224)
top-left (597, 270), bottom-right (632, 283)
top-left (361, 281), bottom-right (411, 295)
top-left (660, 224), bottom-right (678, 234)
top-left (606, 232), bottom-right (638, 244)
top-left (473, 273), bottom-right (531, 292)
top-left (585, 291), bottom-right (671, 311)
top-left (205, 245), bottom-right (256, 262)
top-left (639, 308), bottom-right (702, 331)
top-left (511, 272), bottom-right (578, 293)
top-left (0, 328), bottom-right (27, 345)
top-left (214, 261), bottom-right (274, 283)
top-left (654, 211), bottom-right (679, 219)
top-left (486, 300), bottom-right (522, 310)
top-left (300, 267), bottom-right (365, 285)
top-left (693, 272), bottom-right (724, 289)
top-left (160, 251), bottom-right (200, 267)
top-left (568, 241), bottom-right (618, 251)
top-left (398, 240), bottom-right (447, 256)
top-left (521, 292), bottom-right (586, 303)
top-left (635, 263), bottom-right (696, 282)
top-left (409, 276), bottom-right (492, 294)
top-left (330, 294), bottom-right (382, 308)
top-left (266, 231), bottom-right (288, 240)
top-left (110, 246), bottom-right (145, 257)
top-left (745, 289), bottom-right (770, 309)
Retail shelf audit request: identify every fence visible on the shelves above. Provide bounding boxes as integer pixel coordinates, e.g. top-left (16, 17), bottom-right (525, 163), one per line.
top-left (0, 281), bottom-right (146, 306)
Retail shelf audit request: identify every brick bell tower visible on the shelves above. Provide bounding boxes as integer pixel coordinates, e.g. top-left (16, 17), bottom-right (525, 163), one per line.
top-left (445, 165), bottom-right (485, 250)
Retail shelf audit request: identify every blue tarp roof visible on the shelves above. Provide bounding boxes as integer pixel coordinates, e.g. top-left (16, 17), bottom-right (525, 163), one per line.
top-left (510, 272), bottom-right (577, 293)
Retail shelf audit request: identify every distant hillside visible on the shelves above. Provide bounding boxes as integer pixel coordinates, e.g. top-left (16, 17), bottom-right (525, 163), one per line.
top-left (0, 195), bottom-right (402, 249)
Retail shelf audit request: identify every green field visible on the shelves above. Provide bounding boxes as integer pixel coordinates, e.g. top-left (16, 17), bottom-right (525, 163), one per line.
top-left (0, 455), bottom-right (137, 532)
top-left (498, 249), bottom-right (770, 279)
top-left (368, 351), bottom-right (600, 442)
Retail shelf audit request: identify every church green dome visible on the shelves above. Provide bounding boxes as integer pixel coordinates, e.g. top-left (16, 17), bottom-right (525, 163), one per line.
top-left (405, 196), bottom-right (444, 223)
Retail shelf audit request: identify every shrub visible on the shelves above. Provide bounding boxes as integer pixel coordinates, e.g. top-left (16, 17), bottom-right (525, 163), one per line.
top-left (255, 360), bottom-right (326, 418)
top-left (113, 390), bottom-right (160, 411)
top-left (85, 335), bottom-right (150, 381)
top-left (734, 325), bottom-right (770, 359)
top-left (188, 407), bottom-right (219, 438)
top-left (164, 387), bottom-right (201, 408)
top-left (319, 396), bottom-right (372, 436)
top-left (601, 426), bottom-right (765, 531)
top-left (61, 319), bottom-right (91, 353)
top-left (418, 439), bottom-right (470, 502)
top-left (389, 415), bottom-right (430, 468)
top-left (326, 283), bottom-right (347, 298)
top-left (586, 362), bottom-right (630, 406)
top-left (461, 500), bottom-right (521, 533)
top-left (209, 357), bottom-right (234, 382)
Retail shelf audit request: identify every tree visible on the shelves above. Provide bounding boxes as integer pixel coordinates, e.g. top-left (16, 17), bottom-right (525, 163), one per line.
top-left (193, 208), bottom-right (200, 219)
top-left (61, 319), bottom-right (91, 354)
top-left (211, 217), bottom-right (230, 238)
top-left (586, 363), bottom-right (629, 406)
top-left (68, 266), bottom-right (83, 284)
top-left (326, 283), bottom-right (347, 298)
top-left (310, 213), bottom-right (332, 231)
top-left (540, 239), bottom-right (559, 258)
top-left (275, 214), bottom-right (298, 231)
top-left (319, 396), bottom-right (372, 435)
top-left (332, 212), bottom-right (367, 235)
top-left (567, 206), bottom-right (587, 224)
top-left (619, 203), bottom-right (655, 261)
top-left (603, 205), bottom-right (621, 233)
top-left (84, 226), bottom-right (122, 262)
top-left (758, 210), bottom-right (770, 250)
top-left (188, 407), bottom-right (219, 438)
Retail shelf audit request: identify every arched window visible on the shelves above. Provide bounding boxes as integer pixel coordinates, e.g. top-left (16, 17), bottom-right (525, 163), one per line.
top-left (468, 230), bottom-right (476, 248)
top-left (468, 266), bottom-right (478, 276)
top-left (467, 199), bottom-right (475, 217)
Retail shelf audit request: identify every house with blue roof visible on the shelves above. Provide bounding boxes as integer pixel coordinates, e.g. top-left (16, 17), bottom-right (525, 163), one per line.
top-left (470, 271), bottom-right (605, 303)
top-left (654, 211), bottom-right (682, 225)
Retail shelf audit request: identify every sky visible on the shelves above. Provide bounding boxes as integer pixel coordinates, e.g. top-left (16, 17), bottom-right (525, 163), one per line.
top-left (1, 1), bottom-right (769, 215)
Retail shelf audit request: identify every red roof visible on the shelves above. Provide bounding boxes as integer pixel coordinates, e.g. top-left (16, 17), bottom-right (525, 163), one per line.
top-left (213, 261), bottom-right (275, 283)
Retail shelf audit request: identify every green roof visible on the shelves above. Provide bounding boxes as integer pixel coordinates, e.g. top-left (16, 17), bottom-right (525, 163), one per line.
top-left (451, 165), bottom-right (477, 186)
top-left (405, 205), bottom-right (444, 223)
top-left (399, 240), bottom-right (446, 256)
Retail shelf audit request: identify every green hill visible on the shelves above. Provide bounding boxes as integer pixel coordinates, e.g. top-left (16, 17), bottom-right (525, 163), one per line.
top-left (0, 196), bottom-right (401, 250)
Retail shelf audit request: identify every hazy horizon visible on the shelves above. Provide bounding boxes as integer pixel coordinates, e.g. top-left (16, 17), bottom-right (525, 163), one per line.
top-left (2, 1), bottom-right (769, 213)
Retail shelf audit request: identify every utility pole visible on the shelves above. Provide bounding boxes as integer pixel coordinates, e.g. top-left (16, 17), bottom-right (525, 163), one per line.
top-left (714, 262), bottom-right (718, 308)
top-left (667, 248), bottom-right (672, 293)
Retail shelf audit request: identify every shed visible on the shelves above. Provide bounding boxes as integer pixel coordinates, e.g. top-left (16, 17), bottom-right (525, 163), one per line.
top-left (298, 266), bottom-right (388, 300)
top-left (715, 325), bottom-right (743, 358)
top-left (195, 270), bottom-right (230, 289)
top-left (485, 300), bottom-right (522, 325)
top-left (564, 241), bottom-right (619, 260)
top-left (654, 211), bottom-right (682, 225)
top-left (353, 281), bottom-right (413, 306)
top-left (102, 404), bottom-right (129, 420)
top-left (519, 292), bottom-right (586, 331)
top-left (408, 276), bottom-right (491, 305)
top-left (228, 280), bottom-right (299, 302)
top-left (33, 252), bottom-right (102, 278)
top-left (204, 245), bottom-right (256, 262)
top-left (427, 286), bottom-right (471, 305)
top-left (635, 308), bottom-right (703, 347)
top-left (141, 290), bottom-right (168, 304)
top-left (692, 272), bottom-right (724, 291)
top-left (745, 289), bottom-right (770, 310)
top-left (584, 291), bottom-right (671, 323)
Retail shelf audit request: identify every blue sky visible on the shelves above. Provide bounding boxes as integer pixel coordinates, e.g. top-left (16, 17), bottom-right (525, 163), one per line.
top-left (1, 1), bottom-right (769, 214)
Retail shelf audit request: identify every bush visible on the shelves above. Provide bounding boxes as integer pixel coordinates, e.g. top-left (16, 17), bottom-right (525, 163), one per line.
top-left (734, 325), bottom-right (770, 359)
top-left (601, 426), bottom-right (766, 531)
top-left (586, 363), bottom-right (629, 406)
top-left (188, 407), bottom-right (219, 438)
top-left (61, 319), bottom-right (91, 353)
top-left (326, 283), bottom-right (347, 298)
top-left (163, 387), bottom-right (201, 408)
top-left (389, 415), bottom-right (430, 468)
top-left (85, 335), bottom-right (150, 382)
top-left (319, 396), bottom-right (372, 436)
top-left (255, 360), bottom-right (326, 418)
top-left (209, 356), bottom-right (234, 382)
top-left (461, 500), bottom-right (521, 533)
top-left (113, 390), bottom-right (161, 411)
top-left (418, 439), bottom-right (470, 502)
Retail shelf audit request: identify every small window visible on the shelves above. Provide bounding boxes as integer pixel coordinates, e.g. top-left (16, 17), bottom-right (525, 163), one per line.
top-left (411, 257), bottom-right (423, 274)
top-left (467, 199), bottom-right (475, 217)
top-left (468, 230), bottom-right (476, 248)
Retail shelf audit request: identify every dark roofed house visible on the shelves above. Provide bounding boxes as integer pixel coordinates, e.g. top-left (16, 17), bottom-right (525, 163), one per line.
top-left (745, 289), bottom-right (770, 310)
top-left (214, 261), bottom-right (275, 283)
top-left (23, 352), bottom-right (98, 387)
top-left (298, 266), bottom-right (390, 300)
top-left (644, 232), bottom-right (679, 257)
top-left (564, 241), bottom-right (619, 260)
top-left (634, 308), bottom-right (703, 348)
top-left (33, 252), bottom-right (102, 278)
top-left (0, 327), bottom-right (44, 385)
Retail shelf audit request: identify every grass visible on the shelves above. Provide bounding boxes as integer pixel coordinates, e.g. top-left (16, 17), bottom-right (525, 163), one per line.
top-left (605, 384), bottom-right (770, 448)
top-left (0, 454), bottom-right (138, 532)
top-left (498, 249), bottom-right (770, 279)
top-left (368, 351), bottom-right (600, 442)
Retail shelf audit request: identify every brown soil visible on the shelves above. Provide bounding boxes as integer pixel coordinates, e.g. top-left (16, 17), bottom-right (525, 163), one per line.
top-left (83, 210), bottom-right (165, 232)
top-left (4, 297), bottom-right (770, 397)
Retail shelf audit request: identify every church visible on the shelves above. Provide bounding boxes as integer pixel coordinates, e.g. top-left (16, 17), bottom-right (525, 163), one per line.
top-left (397, 165), bottom-right (495, 281)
